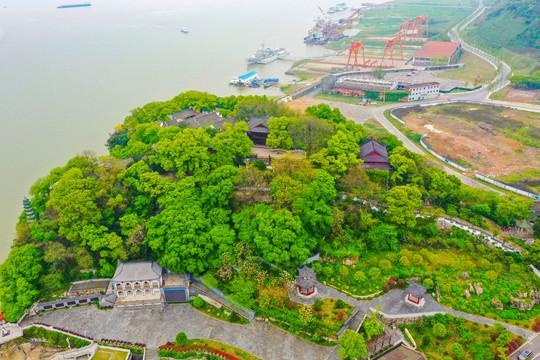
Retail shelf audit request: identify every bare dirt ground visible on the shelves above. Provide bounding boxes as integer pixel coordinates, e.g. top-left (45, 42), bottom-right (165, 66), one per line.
top-left (286, 97), bottom-right (320, 113)
top-left (496, 87), bottom-right (540, 105)
top-left (398, 104), bottom-right (540, 187)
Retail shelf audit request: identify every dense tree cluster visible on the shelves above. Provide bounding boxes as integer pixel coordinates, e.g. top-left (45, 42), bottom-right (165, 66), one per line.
top-left (0, 91), bottom-right (534, 323)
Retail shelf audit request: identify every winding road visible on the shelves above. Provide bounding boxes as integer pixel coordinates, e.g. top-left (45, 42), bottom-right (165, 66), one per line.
top-left (314, 0), bottom-right (539, 193)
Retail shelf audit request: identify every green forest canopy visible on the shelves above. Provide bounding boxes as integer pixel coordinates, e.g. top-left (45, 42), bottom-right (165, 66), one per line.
top-left (0, 91), bottom-right (535, 322)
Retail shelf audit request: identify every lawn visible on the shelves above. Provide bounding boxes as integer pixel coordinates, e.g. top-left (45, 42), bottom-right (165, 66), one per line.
top-left (191, 295), bottom-right (249, 324)
top-left (315, 92), bottom-right (362, 105)
top-left (91, 347), bottom-right (130, 360)
top-left (436, 51), bottom-right (496, 85)
top-left (403, 314), bottom-right (524, 360)
top-left (491, 86), bottom-right (540, 105)
top-left (313, 231), bottom-right (540, 328)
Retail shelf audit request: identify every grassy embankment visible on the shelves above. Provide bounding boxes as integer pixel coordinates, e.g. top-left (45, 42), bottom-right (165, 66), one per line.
top-left (190, 295), bottom-right (250, 325)
top-left (436, 50), bottom-right (496, 85)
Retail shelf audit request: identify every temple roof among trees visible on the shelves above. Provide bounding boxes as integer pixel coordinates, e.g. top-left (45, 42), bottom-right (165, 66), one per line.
top-left (112, 261), bottom-right (163, 282)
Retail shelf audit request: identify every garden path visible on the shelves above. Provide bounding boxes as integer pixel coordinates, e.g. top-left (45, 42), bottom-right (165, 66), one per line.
top-left (315, 282), bottom-right (535, 339)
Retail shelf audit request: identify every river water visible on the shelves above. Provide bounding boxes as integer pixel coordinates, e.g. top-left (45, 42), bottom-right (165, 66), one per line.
top-left (0, 0), bottom-right (386, 261)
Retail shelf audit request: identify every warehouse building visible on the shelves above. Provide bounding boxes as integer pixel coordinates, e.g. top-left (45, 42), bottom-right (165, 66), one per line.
top-left (412, 41), bottom-right (463, 66)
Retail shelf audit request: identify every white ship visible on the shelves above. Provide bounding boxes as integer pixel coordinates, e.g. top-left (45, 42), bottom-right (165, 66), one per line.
top-left (246, 44), bottom-right (289, 65)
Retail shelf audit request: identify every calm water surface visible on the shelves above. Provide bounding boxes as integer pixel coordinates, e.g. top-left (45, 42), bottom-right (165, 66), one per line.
top-left (0, 0), bottom-right (386, 260)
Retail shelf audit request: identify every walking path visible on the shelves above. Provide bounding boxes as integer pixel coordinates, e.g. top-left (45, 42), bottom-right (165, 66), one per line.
top-left (315, 282), bottom-right (535, 339)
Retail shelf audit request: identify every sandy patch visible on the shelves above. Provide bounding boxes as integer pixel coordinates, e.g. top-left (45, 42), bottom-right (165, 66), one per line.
top-left (424, 124), bottom-right (442, 134)
top-left (402, 106), bottom-right (540, 178)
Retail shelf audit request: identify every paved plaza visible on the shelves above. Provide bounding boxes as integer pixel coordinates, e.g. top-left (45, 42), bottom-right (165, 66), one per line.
top-left (23, 304), bottom-right (338, 360)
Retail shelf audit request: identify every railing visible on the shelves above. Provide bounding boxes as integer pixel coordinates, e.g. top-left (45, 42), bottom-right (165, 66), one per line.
top-left (190, 280), bottom-right (255, 321)
top-left (475, 174), bottom-right (540, 201)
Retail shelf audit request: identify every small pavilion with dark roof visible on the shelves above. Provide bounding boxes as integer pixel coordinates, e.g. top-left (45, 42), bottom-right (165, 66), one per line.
top-left (247, 117), bottom-right (270, 146)
top-left (360, 140), bottom-right (390, 170)
top-left (296, 267), bottom-right (317, 297)
top-left (405, 283), bottom-right (427, 307)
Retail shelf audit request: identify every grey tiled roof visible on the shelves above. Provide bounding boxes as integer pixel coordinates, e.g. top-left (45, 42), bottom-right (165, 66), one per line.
top-left (112, 261), bottom-right (163, 282)
top-left (406, 283), bottom-right (427, 297)
top-left (296, 267), bottom-right (316, 288)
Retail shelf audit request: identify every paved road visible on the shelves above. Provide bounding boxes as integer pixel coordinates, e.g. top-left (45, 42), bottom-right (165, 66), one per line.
top-left (510, 334), bottom-right (540, 360)
top-left (23, 305), bottom-right (338, 360)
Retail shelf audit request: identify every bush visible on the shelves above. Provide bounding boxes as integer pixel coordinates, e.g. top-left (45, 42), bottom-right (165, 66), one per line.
top-left (335, 299), bottom-right (347, 309)
top-left (423, 278), bottom-right (434, 291)
top-left (175, 332), bottom-right (189, 346)
top-left (251, 160), bottom-right (267, 171)
top-left (192, 296), bottom-right (205, 309)
top-left (23, 327), bottom-right (90, 349)
top-left (450, 342), bottom-right (465, 359)
top-left (433, 323), bottom-right (447, 338)
top-left (422, 335), bottom-right (431, 346)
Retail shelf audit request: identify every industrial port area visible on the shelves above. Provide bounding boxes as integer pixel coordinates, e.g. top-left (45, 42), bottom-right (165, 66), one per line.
top-left (230, 1), bottom-right (482, 105)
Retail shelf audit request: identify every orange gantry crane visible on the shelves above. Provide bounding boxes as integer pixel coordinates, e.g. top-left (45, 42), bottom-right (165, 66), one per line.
top-left (414, 15), bottom-right (429, 41)
top-left (380, 33), bottom-right (403, 67)
top-left (347, 40), bottom-right (366, 67)
top-left (400, 15), bottom-right (429, 42)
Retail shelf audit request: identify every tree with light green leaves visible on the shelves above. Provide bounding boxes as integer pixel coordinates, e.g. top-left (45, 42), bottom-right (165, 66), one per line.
top-left (362, 313), bottom-right (384, 340)
top-left (0, 245), bottom-right (43, 322)
top-left (385, 185), bottom-right (422, 229)
top-left (293, 170), bottom-right (337, 237)
top-left (266, 116), bottom-right (295, 149)
top-left (234, 204), bottom-right (315, 267)
top-left (338, 329), bottom-right (368, 359)
top-left (311, 130), bottom-right (361, 177)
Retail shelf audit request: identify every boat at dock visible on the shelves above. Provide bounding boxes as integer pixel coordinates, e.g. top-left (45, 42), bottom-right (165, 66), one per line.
top-left (246, 44), bottom-right (289, 65)
top-left (180, 27), bottom-right (189, 34)
top-left (57, 3), bottom-right (92, 9)
top-left (230, 72), bottom-right (279, 88)
top-left (230, 71), bottom-right (259, 86)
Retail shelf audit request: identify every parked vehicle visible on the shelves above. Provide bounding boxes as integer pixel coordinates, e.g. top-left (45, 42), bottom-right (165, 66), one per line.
top-left (518, 350), bottom-right (533, 360)
top-left (1, 327), bottom-right (10, 337)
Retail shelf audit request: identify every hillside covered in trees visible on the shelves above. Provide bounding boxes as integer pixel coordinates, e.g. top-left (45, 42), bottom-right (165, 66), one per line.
top-left (0, 91), bottom-right (538, 325)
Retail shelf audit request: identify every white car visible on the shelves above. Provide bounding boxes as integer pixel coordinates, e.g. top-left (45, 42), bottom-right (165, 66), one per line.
top-left (1, 327), bottom-right (10, 337)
